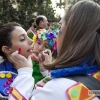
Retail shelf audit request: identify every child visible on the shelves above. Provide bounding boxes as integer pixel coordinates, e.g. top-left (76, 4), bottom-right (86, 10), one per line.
top-left (31, 29), bottom-right (57, 83)
top-left (9, 0), bottom-right (100, 100)
top-left (0, 22), bottom-right (34, 99)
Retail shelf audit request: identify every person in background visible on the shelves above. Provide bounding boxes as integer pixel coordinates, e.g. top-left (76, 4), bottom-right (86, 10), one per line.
top-left (36, 15), bottom-right (48, 30)
top-left (47, 19), bottom-right (53, 28)
top-left (9, 0), bottom-right (100, 100)
top-left (27, 18), bottom-right (36, 39)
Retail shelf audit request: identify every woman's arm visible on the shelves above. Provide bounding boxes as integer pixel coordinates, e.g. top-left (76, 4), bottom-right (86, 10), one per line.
top-left (9, 67), bottom-right (34, 100)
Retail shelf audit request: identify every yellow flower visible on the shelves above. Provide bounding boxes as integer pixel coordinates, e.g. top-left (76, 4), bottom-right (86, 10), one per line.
top-left (0, 73), bottom-right (5, 78)
top-left (6, 73), bottom-right (12, 78)
top-left (32, 34), bottom-right (36, 45)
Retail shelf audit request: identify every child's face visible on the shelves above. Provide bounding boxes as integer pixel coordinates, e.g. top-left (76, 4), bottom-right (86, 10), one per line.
top-left (33, 38), bottom-right (50, 56)
top-left (10, 26), bottom-right (33, 58)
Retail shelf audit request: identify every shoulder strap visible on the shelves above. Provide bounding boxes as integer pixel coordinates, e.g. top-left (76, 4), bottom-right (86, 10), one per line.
top-left (66, 75), bottom-right (100, 99)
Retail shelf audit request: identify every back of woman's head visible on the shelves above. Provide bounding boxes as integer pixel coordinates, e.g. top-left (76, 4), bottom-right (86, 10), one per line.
top-left (44, 0), bottom-right (100, 70)
top-left (0, 22), bottom-right (21, 59)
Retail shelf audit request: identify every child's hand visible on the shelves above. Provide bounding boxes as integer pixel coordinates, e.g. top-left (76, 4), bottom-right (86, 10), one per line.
top-left (41, 49), bottom-right (52, 65)
top-left (38, 50), bottom-right (52, 72)
top-left (10, 51), bottom-right (32, 70)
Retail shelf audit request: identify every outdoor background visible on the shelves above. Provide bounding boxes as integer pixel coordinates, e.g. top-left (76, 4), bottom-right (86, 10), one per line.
top-left (0, 0), bottom-right (100, 30)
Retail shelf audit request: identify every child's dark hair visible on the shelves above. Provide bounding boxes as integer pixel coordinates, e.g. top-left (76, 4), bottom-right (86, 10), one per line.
top-left (0, 22), bottom-right (21, 59)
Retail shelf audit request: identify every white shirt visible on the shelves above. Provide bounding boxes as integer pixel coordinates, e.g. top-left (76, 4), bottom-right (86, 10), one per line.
top-left (8, 67), bottom-right (99, 100)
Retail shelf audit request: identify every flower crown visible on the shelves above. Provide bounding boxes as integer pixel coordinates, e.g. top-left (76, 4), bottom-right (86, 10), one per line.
top-left (33, 29), bottom-right (57, 51)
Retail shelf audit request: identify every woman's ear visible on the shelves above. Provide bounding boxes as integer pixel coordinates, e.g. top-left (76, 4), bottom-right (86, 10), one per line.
top-left (2, 46), bottom-right (12, 55)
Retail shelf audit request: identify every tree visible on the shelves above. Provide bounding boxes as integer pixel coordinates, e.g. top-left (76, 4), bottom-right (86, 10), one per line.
top-left (56, 0), bottom-right (68, 9)
top-left (67, 0), bottom-right (100, 5)
top-left (0, 0), bottom-right (56, 30)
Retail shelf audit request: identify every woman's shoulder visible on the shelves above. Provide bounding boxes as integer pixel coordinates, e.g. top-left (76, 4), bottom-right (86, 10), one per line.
top-left (34, 77), bottom-right (77, 100)
top-left (46, 77), bottom-right (99, 100)
top-left (45, 77), bottom-right (77, 88)
top-left (36, 77), bottom-right (98, 100)
top-left (35, 76), bottom-right (77, 88)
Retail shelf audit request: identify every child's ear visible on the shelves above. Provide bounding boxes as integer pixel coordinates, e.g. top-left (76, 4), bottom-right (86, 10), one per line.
top-left (2, 46), bottom-right (12, 54)
top-left (40, 20), bottom-right (43, 24)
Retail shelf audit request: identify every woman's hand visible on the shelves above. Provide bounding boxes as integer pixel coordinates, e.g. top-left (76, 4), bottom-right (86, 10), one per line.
top-left (10, 51), bottom-right (32, 70)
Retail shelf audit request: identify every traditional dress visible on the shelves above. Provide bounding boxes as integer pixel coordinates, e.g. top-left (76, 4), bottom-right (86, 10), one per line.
top-left (8, 57), bottom-right (100, 100)
top-left (0, 60), bottom-right (17, 99)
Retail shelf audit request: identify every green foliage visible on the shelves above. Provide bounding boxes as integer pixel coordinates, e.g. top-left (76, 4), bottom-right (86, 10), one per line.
top-left (0, 0), bottom-right (56, 30)
top-left (67, 0), bottom-right (100, 5)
